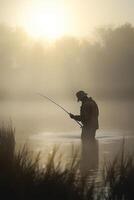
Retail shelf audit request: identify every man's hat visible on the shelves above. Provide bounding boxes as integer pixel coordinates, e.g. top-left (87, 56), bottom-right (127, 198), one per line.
top-left (76, 91), bottom-right (88, 101)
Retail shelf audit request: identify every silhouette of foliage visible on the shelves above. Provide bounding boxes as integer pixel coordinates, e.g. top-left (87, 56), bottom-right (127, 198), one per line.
top-left (0, 124), bottom-right (133, 200)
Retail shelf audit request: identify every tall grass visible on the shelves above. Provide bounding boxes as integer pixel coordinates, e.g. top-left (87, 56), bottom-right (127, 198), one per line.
top-left (101, 141), bottom-right (134, 200)
top-left (0, 124), bottom-right (133, 200)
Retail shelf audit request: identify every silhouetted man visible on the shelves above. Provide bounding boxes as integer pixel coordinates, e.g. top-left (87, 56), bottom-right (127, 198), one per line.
top-left (70, 91), bottom-right (99, 140)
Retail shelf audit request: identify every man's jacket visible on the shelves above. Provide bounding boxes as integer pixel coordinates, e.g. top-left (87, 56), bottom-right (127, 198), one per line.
top-left (74, 97), bottom-right (99, 129)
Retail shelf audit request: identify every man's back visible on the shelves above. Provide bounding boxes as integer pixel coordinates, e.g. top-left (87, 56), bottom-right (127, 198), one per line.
top-left (80, 97), bottom-right (99, 129)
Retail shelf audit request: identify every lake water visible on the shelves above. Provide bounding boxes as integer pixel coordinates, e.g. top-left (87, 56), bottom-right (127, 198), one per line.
top-left (0, 100), bottom-right (134, 174)
top-left (23, 130), bottom-right (134, 173)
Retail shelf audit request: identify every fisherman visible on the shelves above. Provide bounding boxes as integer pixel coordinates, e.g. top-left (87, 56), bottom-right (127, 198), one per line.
top-left (69, 91), bottom-right (99, 140)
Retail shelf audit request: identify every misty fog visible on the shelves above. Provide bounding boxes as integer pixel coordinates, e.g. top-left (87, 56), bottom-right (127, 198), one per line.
top-left (0, 23), bottom-right (134, 133)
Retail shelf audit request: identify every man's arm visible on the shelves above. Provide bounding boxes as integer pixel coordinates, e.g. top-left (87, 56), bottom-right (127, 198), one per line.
top-left (69, 113), bottom-right (81, 121)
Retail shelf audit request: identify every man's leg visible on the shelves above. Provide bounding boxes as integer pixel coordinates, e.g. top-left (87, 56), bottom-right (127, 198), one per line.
top-left (89, 128), bottom-right (96, 138)
top-left (81, 127), bottom-right (96, 140)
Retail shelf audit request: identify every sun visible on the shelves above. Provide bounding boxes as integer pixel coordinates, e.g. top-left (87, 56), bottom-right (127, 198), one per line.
top-left (23, 7), bottom-right (66, 41)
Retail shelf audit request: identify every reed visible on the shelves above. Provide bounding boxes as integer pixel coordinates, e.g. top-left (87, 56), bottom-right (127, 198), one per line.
top-left (0, 124), bottom-right (133, 200)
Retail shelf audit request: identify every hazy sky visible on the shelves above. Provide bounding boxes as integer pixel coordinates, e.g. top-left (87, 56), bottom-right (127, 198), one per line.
top-left (0, 0), bottom-right (134, 38)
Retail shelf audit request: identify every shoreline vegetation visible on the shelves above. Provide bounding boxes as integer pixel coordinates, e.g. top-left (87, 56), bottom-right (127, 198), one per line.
top-left (0, 125), bottom-right (134, 200)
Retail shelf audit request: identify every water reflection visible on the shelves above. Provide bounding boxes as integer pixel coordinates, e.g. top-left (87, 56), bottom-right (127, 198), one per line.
top-left (80, 139), bottom-right (99, 176)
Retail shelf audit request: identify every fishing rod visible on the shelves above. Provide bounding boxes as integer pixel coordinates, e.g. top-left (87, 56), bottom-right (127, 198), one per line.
top-left (37, 93), bottom-right (82, 128)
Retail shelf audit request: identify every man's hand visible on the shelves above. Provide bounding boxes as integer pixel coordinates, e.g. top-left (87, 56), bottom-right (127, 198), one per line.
top-left (69, 113), bottom-right (75, 119)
